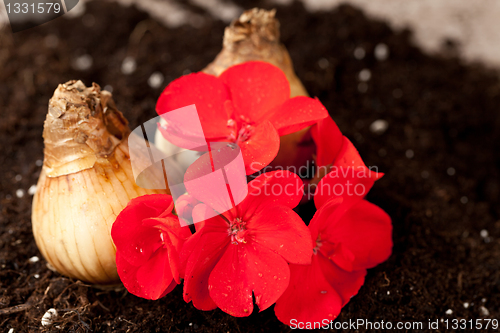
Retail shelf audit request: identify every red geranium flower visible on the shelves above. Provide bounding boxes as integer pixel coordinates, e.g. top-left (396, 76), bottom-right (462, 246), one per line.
top-left (156, 61), bottom-right (328, 175)
top-left (111, 194), bottom-right (192, 300)
top-left (274, 194), bottom-right (392, 325)
top-left (180, 170), bottom-right (313, 316)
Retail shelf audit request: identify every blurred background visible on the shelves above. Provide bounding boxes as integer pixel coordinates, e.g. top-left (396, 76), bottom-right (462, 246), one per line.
top-left (3, 0), bottom-right (500, 66)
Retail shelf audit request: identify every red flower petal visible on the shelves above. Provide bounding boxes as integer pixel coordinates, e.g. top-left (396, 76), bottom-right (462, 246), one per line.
top-left (311, 115), bottom-right (343, 167)
top-left (314, 166), bottom-right (376, 211)
top-left (208, 240), bottom-right (290, 317)
top-left (321, 200), bottom-right (392, 271)
top-left (313, 136), bottom-right (382, 210)
top-left (112, 195), bottom-right (191, 300)
top-left (156, 111), bottom-right (208, 153)
top-left (333, 137), bottom-right (379, 176)
top-left (307, 197), bottom-right (343, 241)
top-left (317, 254), bottom-right (366, 306)
top-left (250, 205), bottom-right (312, 265)
top-left (267, 96), bottom-right (329, 136)
top-left (219, 61), bottom-right (290, 124)
top-left (183, 149), bottom-right (239, 216)
top-left (156, 72), bottom-right (231, 139)
top-left (181, 214), bottom-right (229, 311)
top-left (142, 216), bottom-right (192, 283)
top-left (116, 249), bottom-right (176, 300)
top-left (174, 193), bottom-right (199, 223)
top-left (239, 120), bottom-right (280, 175)
top-left (274, 254), bottom-right (342, 326)
top-left (111, 194), bottom-right (174, 266)
top-left (238, 170), bottom-right (303, 221)
top-left (191, 204), bottom-right (229, 234)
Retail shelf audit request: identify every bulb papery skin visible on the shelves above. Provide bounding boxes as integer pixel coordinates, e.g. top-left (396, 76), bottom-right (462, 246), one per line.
top-left (32, 80), bottom-right (167, 284)
top-left (202, 8), bottom-right (307, 98)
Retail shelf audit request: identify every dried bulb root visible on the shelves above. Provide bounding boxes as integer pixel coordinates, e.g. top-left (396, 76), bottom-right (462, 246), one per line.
top-left (32, 81), bottom-right (167, 284)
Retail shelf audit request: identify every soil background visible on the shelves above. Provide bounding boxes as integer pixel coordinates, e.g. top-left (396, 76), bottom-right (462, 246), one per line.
top-left (1, 1), bottom-right (499, 332)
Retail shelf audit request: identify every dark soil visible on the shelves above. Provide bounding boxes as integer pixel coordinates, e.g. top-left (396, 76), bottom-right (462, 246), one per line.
top-left (1, 1), bottom-right (499, 332)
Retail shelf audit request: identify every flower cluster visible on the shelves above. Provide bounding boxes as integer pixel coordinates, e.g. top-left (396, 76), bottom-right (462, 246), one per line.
top-left (111, 61), bottom-right (392, 326)
top-left (156, 61), bottom-right (328, 175)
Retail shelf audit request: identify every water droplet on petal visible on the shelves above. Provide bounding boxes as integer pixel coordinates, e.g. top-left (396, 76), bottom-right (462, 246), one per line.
top-left (258, 273), bottom-right (263, 277)
top-left (321, 290), bottom-right (327, 294)
top-left (273, 276), bottom-right (277, 279)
